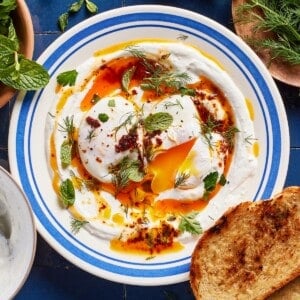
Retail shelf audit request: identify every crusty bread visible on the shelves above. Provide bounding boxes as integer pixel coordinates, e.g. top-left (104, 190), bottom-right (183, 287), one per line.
top-left (190, 186), bottom-right (300, 300)
top-left (268, 276), bottom-right (300, 300)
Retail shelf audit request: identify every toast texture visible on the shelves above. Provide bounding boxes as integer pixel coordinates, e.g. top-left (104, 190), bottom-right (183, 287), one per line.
top-left (190, 186), bottom-right (300, 300)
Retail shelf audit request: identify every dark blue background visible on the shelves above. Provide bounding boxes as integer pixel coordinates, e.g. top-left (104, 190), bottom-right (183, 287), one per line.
top-left (0, 0), bottom-right (299, 299)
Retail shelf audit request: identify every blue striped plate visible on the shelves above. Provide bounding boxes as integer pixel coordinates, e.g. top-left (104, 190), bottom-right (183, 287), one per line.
top-left (8, 5), bottom-right (289, 285)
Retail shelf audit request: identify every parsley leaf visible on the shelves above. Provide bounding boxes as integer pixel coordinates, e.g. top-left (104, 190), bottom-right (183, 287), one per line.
top-left (203, 171), bottom-right (219, 192)
top-left (57, 69), bottom-right (78, 86)
top-left (178, 212), bottom-right (202, 235)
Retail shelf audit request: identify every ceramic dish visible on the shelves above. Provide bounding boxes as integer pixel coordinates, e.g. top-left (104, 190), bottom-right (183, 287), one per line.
top-left (8, 5), bottom-right (289, 285)
top-left (232, 0), bottom-right (300, 87)
top-left (0, 166), bottom-right (36, 299)
top-left (0, 0), bottom-right (34, 108)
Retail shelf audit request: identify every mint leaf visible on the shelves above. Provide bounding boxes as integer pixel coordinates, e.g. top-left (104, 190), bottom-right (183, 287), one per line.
top-left (0, 56), bottom-right (50, 90)
top-left (0, 34), bottom-right (18, 52)
top-left (6, 19), bottom-right (18, 48)
top-left (60, 178), bottom-right (75, 207)
top-left (121, 66), bottom-right (136, 92)
top-left (58, 12), bottom-right (69, 32)
top-left (108, 99), bottom-right (115, 107)
top-left (144, 112), bottom-right (173, 132)
top-left (69, 0), bottom-right (84, 13)
top-left (57, 69), bottom-right (78, 86)
top-left (60, 141), bottom-right (73, 167)
top-left (112, 156), bottom-right (144, 191)
top-left (0, 0), bottom-right (17, 19)
top-left (85, 0), bottom-right (98, 13)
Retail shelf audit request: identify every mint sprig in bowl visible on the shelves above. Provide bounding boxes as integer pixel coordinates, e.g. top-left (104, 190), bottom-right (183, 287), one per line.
top-left (0, 0), bottom-right (49, 108)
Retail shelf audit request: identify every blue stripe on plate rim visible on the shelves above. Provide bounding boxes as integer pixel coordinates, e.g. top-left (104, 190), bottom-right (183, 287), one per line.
top-left (13, 10), bottom-right (283, 279)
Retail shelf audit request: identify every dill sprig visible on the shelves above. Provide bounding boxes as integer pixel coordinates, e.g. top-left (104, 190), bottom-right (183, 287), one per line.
top-left (174, 172), bottom-right (190, 188)
top-left (58, 115), bottom-right (75, 141)
top-left (235, 0), bottom-right (300, 65)
top-left (141, 71), bottom-right (191, 95)
top-left (126, 46), bottom-right (191, 95)
top-left (223, 126), bottom-right (240, 149)
top-left (70, 217), bottom-right (88, 234)
top-left (200, 116), bottom-right (219, 149)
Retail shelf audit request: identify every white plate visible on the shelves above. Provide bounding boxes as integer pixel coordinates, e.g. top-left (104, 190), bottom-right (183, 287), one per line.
top-left (0, 166), bottom-right (36, 299)
top-left (8, 5), bottom-right (289, 285)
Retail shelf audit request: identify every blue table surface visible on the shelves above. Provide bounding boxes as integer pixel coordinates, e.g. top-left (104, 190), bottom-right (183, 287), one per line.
top-left (1, 0), bottom-right (300, 299)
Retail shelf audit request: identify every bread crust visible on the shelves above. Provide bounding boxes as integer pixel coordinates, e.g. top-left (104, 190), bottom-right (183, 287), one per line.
top-left (190, 186), bottom-right (300, 300)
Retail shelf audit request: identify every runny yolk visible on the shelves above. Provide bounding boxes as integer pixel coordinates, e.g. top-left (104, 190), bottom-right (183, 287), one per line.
top-left (148, 138), bottom-right (196, 194)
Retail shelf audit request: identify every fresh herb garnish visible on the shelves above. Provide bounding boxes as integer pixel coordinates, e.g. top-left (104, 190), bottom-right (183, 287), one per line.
top-left (219, 174), bottom-right (227, 186)
top-left (59, 178), bottom-right (75, 207)
top-left (223, 126), bottom-right (240, 149)
top-left (98, 113), bottom-right (109, 122)
top-left (0, 2), bottom-right (49, 91)
top-left (70, 217), bottom-right (88, 234)
top-left (108, 99), bottom-right (116, 107)
top-left (203, 171), bottom-right (219, 198)
top-left (174, 172), bottom-right (190, 188)
top-left (178, 212), bottom-right (202, 235)
top-left (121, 66), bottom-right (136, 92)
top-left (58, 116), bottom-right (75, 167)
top-left (0, 35), bottom-right (49, 90)
top-left (126, 46), bottom-right (191, 95)
top-left (58, 116), bottom-right (75, 140)
top-left (86, 129), bottom-right (96, 142)
top-left (60, 140), bottom-right (73, 167)
top-left (245, 134), bottom-right (258, 145)
top-left (58, 0), bottom-right (98, 32)
top-left (235, 0), bottom-right (300, 65)
top-left (141, 71), bottom-right (191, 95)
top-left (200, 116), bottom-right (219, 149)
top-left (179, 87), bottom-right (196, 96)
top-left (57, 69), bottom-right (78, 87)
top-left (144, 112), bottom-right (173, 132)
top-left (113, 111), bottom-right (137, 136)
top-left (164, 99), bottom-right (183, 110)
top-left (111, 156), bottom-right (144, 192)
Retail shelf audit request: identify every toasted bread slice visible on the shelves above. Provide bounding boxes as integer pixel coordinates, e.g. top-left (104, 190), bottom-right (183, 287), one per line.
top-left (190, 186), bottom-right (300, 300)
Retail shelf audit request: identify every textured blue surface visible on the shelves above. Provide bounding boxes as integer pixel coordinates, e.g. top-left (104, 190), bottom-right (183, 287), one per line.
top-left (0, 0), bottom-right (299, 299)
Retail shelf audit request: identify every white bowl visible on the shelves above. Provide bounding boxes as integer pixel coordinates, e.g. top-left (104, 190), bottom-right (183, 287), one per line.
top-left (0, 166), bottom-right (36, 299)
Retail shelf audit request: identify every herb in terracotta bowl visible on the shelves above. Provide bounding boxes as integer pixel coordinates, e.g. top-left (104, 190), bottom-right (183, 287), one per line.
top-left (232, 0), bottom-right (300, 87)
top-left (0, 0), bottom-right (49, 108)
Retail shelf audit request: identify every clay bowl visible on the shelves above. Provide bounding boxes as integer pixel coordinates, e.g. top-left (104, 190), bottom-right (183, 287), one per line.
top-left (232, 0), bottom-right (300, 87)
top-left (0, 0), bottom-right (34, 108)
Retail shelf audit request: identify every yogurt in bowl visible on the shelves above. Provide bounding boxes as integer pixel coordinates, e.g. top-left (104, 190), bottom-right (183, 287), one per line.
top-left (0, 166), bottom-right (36, 300)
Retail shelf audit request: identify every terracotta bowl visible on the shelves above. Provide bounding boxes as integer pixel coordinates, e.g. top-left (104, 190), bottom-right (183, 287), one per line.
top-left (0, 0), bottom-right (34, 108)
top-left (232, 0), bottom-right (300, 87)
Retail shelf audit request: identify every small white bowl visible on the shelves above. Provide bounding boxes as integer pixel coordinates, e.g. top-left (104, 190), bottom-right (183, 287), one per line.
top-left (0, 166), bottom-right (36, 300)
